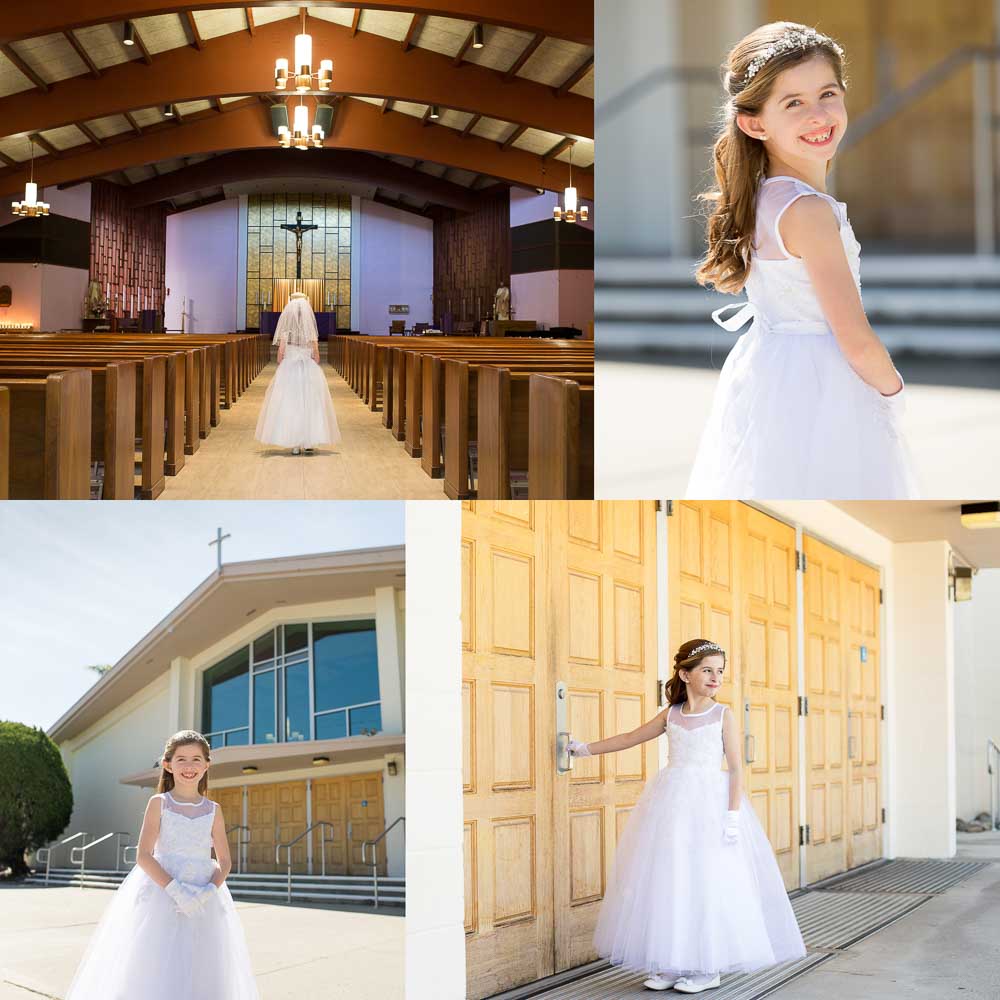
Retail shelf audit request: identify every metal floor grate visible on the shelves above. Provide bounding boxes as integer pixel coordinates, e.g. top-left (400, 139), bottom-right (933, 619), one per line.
top-left (817, 858), bottom-right (988, 895)
top-left (502, 859), bottom-right (991, 1000)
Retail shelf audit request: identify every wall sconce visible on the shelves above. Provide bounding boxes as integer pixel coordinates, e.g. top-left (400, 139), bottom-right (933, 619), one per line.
top-left (241, 765), bottom-right (258, 775)
top-left (387, 760), bottom-right (398, 776)
top-left (961, 501), bottom-right (1000, 529)
top-left (952, 566), bottom-right (973, 602)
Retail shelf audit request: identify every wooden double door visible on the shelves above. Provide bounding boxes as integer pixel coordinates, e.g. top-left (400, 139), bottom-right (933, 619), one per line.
top-left (215, 774), bottom-right (385, 875)
top-left (462, 501), bottom-right (659, 999)
top-left (670, 502), bottom-right (884, 890)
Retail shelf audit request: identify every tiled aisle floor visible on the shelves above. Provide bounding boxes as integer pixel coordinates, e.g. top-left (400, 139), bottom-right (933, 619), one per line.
top-left (160, 359), bottom-right (446, 500)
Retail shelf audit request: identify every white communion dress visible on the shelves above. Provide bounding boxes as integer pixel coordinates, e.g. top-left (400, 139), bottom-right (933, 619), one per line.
top-left (65, 792), bottom-right (259, 1000)
top-left (686, 176), bottom-right (920, 499)
top-left (254, 294), bottom-right (342, 449)
top-left (593, 702), bottom-right (806, 979)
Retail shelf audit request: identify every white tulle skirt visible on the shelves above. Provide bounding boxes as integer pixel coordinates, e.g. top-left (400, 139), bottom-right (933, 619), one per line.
top-left (685, 326), bottom-right (920, 499)
top-left (255, 344), bottom-right (342, 449)
top-left (65, 856), bottom-right (259, 1000)
top-left (594, 766), bottom-right (806, 978)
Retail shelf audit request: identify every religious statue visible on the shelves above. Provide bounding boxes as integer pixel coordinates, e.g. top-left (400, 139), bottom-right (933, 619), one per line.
top-left (280, 210), bottom-right (320, 280)
top-left (82, 279), bottom-right (107, 319)
top-left (494, 283), bottom-right (511, 321)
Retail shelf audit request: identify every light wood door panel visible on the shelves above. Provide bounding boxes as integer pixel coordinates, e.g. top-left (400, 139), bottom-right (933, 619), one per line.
top-left (247, 784), bottom-right (277, 873)
top-left (214, 786), bottom-right (245, 869)
top-left (803, 535), bottom-right (848, 882)
top-left (276, 780), bottom-right (308, 874)
top-left (347, 772), bottom-right (386, 874)
top-left (462, 501), bottom-right (659, 999)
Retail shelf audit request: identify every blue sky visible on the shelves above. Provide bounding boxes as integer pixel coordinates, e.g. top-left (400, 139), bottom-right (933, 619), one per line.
top-left (0, 502), bottom-right (404, 732)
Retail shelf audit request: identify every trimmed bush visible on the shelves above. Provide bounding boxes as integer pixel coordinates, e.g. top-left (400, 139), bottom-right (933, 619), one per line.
top-left (0, 721), bottom-right (73, 877)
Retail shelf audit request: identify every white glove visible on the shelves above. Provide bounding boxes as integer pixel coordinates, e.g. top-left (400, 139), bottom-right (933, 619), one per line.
top-left (187, 883), bottom-right (218, 912)
top-left (567, 739), bottom-right (592, 758)
top-left (723, 810), bottom-right (740, 844)
top-left (164, 879), bottom-right (201, 915)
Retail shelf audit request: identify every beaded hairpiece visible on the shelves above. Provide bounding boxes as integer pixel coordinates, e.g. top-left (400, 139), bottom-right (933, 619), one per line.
top-left (688, 642), bottom-right (725, 658)
top-left (742, 28), bottom-right (844, 86)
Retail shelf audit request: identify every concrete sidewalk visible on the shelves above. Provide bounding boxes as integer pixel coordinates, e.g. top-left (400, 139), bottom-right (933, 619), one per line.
top-left (0, 884), bottom-right (403, 1000)
top-left (596, 360), bottom-right (1000, 497)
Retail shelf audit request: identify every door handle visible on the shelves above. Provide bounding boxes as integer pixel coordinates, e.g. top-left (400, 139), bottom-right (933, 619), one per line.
top-left (556, 680), bottom-right (573, 774)
top-left (847, 711), bottom-right (857, 760)
top-left (743, 700), bottom-right (755, 763)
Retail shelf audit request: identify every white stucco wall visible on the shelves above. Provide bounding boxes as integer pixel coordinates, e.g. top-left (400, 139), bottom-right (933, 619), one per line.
top-left (954, 569), bottom-right (1000, 822)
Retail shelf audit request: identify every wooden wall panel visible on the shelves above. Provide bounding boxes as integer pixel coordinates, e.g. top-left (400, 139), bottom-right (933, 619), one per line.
top-left (433, 187), bottom-right (510, 325)
top-left (90, 180), bottom-right (166, 318)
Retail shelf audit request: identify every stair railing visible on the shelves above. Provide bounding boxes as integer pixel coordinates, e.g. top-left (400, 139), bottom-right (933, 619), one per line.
top-left (35, 831), bottom-right (88, 886)
top-left (988, 738), bottom-right (1000, 831)
top-left (69, 832), bottom-right (132, 885)
top-left (362, 816), bottom-right (404, 909)
top-left (226, 824), bottom-right (251, 875)
top-left (275, 822), bottom-right (336, 904)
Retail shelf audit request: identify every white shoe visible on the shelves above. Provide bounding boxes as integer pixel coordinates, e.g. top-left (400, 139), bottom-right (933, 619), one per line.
top-left (673, 973), bottom-right (721, 993)
top-left (642, 974), bottom-right (678, 990)
top-left (291, 447), bottom-right (301, 455)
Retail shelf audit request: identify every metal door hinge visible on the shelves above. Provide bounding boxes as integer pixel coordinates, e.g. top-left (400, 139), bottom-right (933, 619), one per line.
top-left (658, 679), bottom-right (666, 707)
top-left (665, 500), bottom-right (674, 516)
top-left (880, 704), bottom-right (885, 721)
top-left (796, 551), bottom-right (807, 572)
top-left (879, 587), bottom-right (884, 605)
top-left (798, 695), bottom-right (809, 716)
top-left (881, 807), bottom-right (886, 823)
top-left (799, 824), bottom-right (811, 845)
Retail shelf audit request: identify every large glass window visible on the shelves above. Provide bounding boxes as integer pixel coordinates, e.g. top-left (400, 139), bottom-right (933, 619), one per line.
top-left (202, 619), bottom-right (383, 747)
top-left (202, 648), bottom-right (249, 748)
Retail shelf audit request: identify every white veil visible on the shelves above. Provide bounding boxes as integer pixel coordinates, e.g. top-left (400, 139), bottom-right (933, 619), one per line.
top-left (273, 293), bottom-right (319, 347)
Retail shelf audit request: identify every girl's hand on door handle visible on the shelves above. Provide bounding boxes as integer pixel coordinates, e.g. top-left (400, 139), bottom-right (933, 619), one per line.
top-left (568, 739), bottom-right (592, 758)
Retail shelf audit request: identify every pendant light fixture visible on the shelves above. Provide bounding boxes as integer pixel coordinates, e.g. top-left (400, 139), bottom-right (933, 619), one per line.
top-left (275, 8), bottom-right (333, 93)
top-left (553, 142), bottom-right (589, 223)
top-left (11, 138), bottom-right (50, 217)
top-left (279, 96), bottom-right (324, 150)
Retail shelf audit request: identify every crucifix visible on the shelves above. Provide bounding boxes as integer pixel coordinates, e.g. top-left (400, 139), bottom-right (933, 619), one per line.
top-left (280, 210), bottom-right (320, 279)
top-left (209, 526), bottom-right (231, 571)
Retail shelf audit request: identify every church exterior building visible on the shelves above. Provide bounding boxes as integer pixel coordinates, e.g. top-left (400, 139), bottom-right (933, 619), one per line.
top-left (41, 546), bottom-right (406, 879)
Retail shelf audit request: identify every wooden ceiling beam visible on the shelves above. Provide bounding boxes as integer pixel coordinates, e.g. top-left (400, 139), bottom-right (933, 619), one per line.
top-left (503, 33), bottom-right (543, 82)
top-left (0, 96), bottom-right (593, 201)
top-left (453, 26), bottom-right (476, 66)
top-left (129, 22), bottom-right (153, 65)
top-left (381, 98), bottom-right (392, 115)
top-left (212, 97), bottom-right (224, 113)
top-left (543, 136), bottom-right (574, 159)
top-left (63, 29), bottom-right (101, 79)
top-left (1, 44), bottom-right (49, 93)
top-left (183, 12), bottom-right (205, 51)
top-left (555, 54), bottom-right (593, 97)
top-left (124, 111), bottom-right (143, 134)
top-left (244, 8), bottom-right (254, 35)
top-left (76, 121), bottom-right (103, 146)
top-left (351, 9), bottom-right (361, 37)
top-left (0, 150), bottom-right (16, 168)
top-left (401, 14), bottom-right (424, 52)
top-left (28, 132), bottom-right (59, 157)
top-left (421, 105), bottom-right (436, 127)
top-left (0, 3), bottom-right (592, 47)
top-left (499, 123), bottom-right (527, 149)
top-left (461, 114), bottom-right (480, 138)
top-left (0, 19), bottom-right (593, 140)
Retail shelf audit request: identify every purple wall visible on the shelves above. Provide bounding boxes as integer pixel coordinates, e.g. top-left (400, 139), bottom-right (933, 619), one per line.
top-left (359, 199), bottom-right (433, 334)
top-left (165, 197), bottom-right (240, 332)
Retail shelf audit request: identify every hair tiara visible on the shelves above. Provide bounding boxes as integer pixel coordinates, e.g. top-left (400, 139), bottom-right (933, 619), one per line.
top-left (743, 28), bottom-right (844, 86)
top-left (687, 642), bottom-right (725, 658)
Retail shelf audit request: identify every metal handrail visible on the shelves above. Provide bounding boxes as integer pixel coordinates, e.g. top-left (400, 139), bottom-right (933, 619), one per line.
top-left (69, 832), bottom-right (132, 885)
top-left (988, 738), bottom-right (1000, 831)
top-left (226, 824), bottom-right (251, 875)
top-left (35, 831), bottom-right (87, 886)
top-left (362, 816), bottom-right (404, 909)
top-left (275, 822), bottom-right (337, 904)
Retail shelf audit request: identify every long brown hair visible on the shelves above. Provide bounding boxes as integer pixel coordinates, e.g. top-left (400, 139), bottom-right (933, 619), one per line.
top-left (695, 22), bottom-right (848, 293)
top-left (664, 639), bottom-right (727, 706)
top-left (156, 730), bottom-right (212, 795)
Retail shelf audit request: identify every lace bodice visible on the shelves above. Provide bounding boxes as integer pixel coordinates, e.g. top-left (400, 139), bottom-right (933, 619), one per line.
top-left (721, 176), bottom-right (861, 337)
top-left (665, 701), bottom-right (727, 770)
top-left (153, 791), bottom-right (218, 885)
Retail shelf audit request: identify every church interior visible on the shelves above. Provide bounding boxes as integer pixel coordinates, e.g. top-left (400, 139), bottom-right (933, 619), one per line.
top-left (0, 2), bottom-right (594, 500)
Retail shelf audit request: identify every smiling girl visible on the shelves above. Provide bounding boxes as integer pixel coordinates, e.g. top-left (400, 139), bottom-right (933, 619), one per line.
top-left (687, 22), bottom-right (919, 499)
top-left (65, 731), bottom-right (259, 1000)
top-left (568, 640), bottom-right (805, 993)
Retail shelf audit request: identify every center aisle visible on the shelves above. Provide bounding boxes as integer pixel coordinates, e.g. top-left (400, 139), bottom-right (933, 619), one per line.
top-left (161, 349), bottom-right (447, 500)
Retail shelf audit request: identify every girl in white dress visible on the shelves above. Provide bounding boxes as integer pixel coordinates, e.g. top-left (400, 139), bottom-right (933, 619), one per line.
top-left (255, 292), bottom-right (342, 454)
top-left (569, 640), bottom-right (805, 994)
top-left (65, 731), bottom-right (259, 1000)
top-left (688, 23), bottom-right (919, 499)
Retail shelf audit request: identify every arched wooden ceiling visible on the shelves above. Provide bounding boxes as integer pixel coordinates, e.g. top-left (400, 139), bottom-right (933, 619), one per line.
top-left (0, 3), bottom-right (593, 211)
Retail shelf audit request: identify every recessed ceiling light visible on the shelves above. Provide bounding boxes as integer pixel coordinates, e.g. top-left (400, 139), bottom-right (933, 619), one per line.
top-left (163, 104), bottom-right (174, 117)
top-left (123, 22), bottom-right (135, 46)
top-left (472, 24), bottom-right (484, 49)
top-left (960, 502), bottom-right (1000, 529)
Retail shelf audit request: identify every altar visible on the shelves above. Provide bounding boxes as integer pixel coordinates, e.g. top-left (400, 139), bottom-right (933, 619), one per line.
top-left (253, 277), bottom-right (348, 338)
top-left (259, 309), bottom-right (339, 339)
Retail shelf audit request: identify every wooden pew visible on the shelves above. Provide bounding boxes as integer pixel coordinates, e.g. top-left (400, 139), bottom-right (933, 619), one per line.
top-left (529, 374), bottom-right (595, 500)
top-left (0, 369), bottom-right (91, 499)
top-left (0, 361), bottom-right (136, 500)
top-left (0, 387), bottom-right (7, 499)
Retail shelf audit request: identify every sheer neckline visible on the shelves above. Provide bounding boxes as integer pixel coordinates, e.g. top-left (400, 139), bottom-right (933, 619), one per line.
top-left (677, 701), bottom-right (719, 717)
top-left (166, 790), bottom-right (205, 806)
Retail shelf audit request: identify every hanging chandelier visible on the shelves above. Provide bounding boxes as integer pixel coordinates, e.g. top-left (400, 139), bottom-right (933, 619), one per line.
top-left (553, 142), bottom-right (588, 223)
top-left (275, 8), bottom-right (332, 93)
top-left (278, 97), bottom-right (325, 150)
top-left (11, 138), bottom-right (50, 217)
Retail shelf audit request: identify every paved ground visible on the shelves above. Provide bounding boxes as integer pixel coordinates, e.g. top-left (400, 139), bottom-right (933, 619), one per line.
top-left (160, 347), bottom-right (446, 500)
top-left (596, 357), bottom-right (1000, 498)
top-left (0, 885), bottom-right (403, 1000)
top-left (774, 834), bottom-right (1000, 1000)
